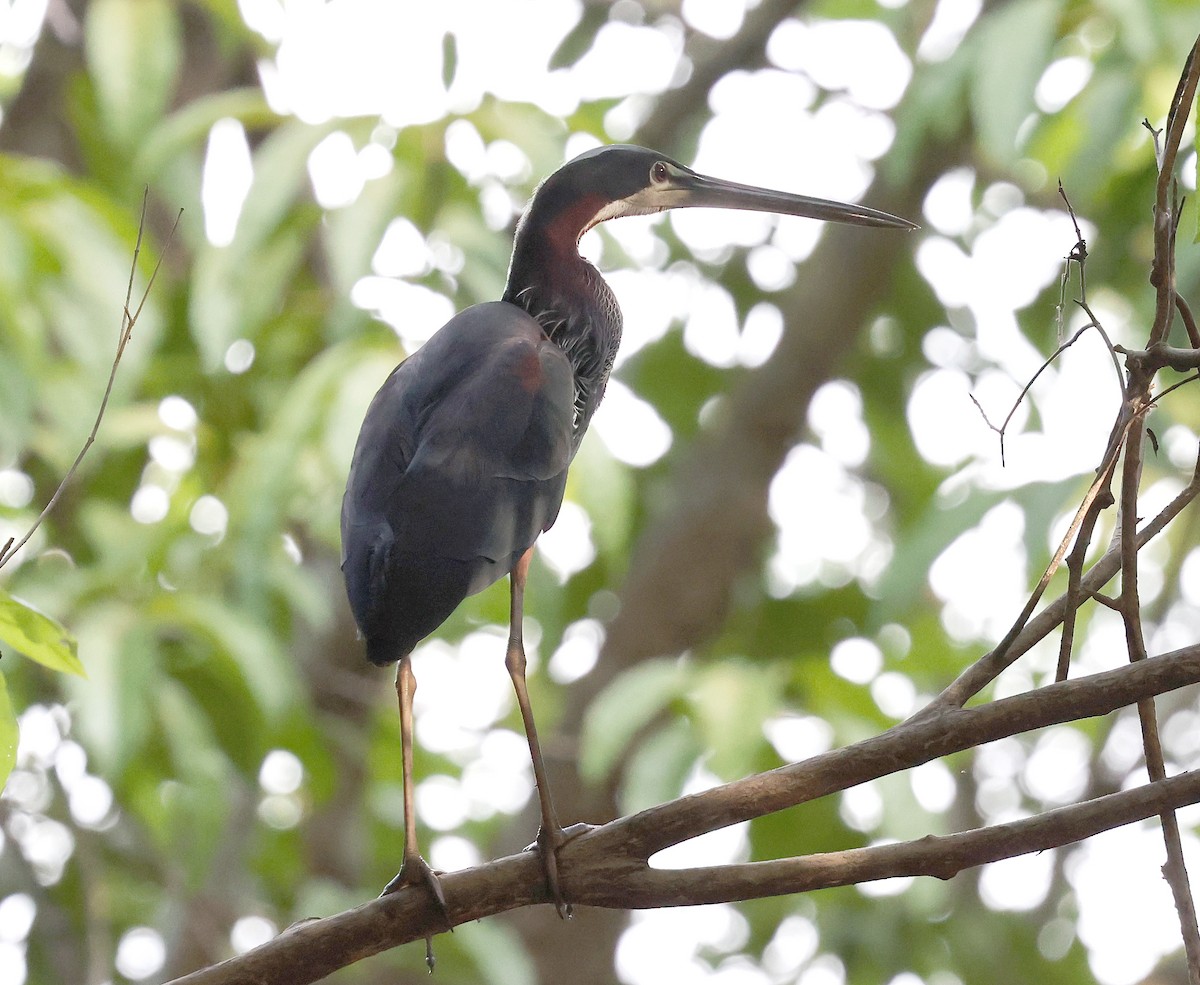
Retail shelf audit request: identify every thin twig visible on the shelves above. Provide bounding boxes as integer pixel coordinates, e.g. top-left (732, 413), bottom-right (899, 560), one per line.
top-left (1055, 480), bottom-right (1113, 682)
top-left (919, 429), bottom-right (1199, 718)
top-left (1143, 118), bottom-right (1164, 166)
top-left (972, 186), bottom-right (1121, 465)
top-left (969, 321), bottom-right (1116, 467)
top-left (1150, 371), bottom-right (1200, 404)
top-left (920, 418), bottom-right (1128, 715)
top-left (1178, 292), bottom-right (1200, 347)
top-left (1077, 299), bottom-right (1126, 389)
top-left (0, 193), bottom-right (183, 570)
top-left (1058, 180), bottom-right (1088, 334)
top-left (1053, 225), bottom-right (1125, 682)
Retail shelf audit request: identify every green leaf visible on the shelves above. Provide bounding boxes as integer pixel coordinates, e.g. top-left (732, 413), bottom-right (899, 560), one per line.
top-left (580, 657), bottom-right (689, 782)
top-left (457, 919), bottom-right (537, 985)
top-left (0, 589), bottom-right (84, 676)
top-left (62, 607), bottom-right (151, 774)
top-left (548, 4), bottom-right (605, 70)
top-left (968, 0), bottom-right (1063, 165)
top-left (441, 32), bottom-right (458, 90)
top-left (158, 595), bottom-right (298, 726)
top-left (189, 120), bottom-right (337, 368)
top-left (133, 87), bottom-right (279, 184)
top-left (85, 0), bottom-right (183, 151)
top-left (690, 660), bottom-right (785, 780)
top-left (0, 670), bottom-right (16, 791)
top-left (619, 718), bottom-right (701, 815)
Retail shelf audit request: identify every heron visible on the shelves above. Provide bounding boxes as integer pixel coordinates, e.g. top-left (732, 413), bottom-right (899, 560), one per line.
top-left (341, 143), bottom-right (916, 922)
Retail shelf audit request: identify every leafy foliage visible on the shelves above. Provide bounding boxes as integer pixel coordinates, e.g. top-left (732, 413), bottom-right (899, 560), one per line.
top-left (0, 1), bottom-right (1198, 984)
top-left (0, 590), bottom-right (82, 679)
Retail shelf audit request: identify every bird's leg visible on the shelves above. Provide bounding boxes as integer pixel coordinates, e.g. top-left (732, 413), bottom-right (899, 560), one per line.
top-left (506, 547), bottom-right (583, 918)
top-left (382, 654), bottom-right (449, 969)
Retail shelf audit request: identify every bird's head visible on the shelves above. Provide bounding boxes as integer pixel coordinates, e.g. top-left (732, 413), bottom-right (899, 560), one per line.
top-left (520, 143), bottom-right (918, 249)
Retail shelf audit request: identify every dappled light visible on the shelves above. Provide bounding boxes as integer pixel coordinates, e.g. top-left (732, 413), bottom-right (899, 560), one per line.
top-left (1, 2), bottom-right (1199, 985)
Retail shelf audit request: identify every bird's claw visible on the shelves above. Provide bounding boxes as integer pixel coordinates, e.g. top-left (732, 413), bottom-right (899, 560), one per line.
top-left (381, 853), bottom-right (450, 973)
top-left (525, 822), bottom-right (596, 919)
top-left (381, 852), bottom-right (448, 910)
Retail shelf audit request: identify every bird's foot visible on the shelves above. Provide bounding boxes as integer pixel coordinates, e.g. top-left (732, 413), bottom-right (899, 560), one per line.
top-left (526, 822), bottom-right (596, 919)
top-left (381, 851), bottom-right (449, 910)
top-left (381, 852), bottom-right (451, 972)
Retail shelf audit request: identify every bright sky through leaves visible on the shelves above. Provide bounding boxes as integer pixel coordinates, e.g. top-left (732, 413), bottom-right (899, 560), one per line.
top-left (201, 3), bottom-right (1199, 982)
top-left (3, 0), bottom-right (1197, 982)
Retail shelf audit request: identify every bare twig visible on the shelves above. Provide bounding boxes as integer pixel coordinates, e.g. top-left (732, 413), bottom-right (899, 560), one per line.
top-left (920, 433), bottom-right (1200, 717)
top-left (972, 186), bottom-right (1121, 466)
top-left (911, 424), bottom-right (1127, 722)
top-left (1056, 178), bottom-right (1088, 343)
top-left (1048, 189), bottom-right (1132, 684)
top-left (0, 193), bottom-right (183, 570)
top-left (969, 316), bottom-right (1124, 467)
top-left (1178, 292), bottom-right (1200, 347)
top-left (1143, 118), bottom-right (1164, 166)
top-left (1055, 475), bottom-right (1115, 682)
top-left (1150, 372), bottom-right (1200, 404)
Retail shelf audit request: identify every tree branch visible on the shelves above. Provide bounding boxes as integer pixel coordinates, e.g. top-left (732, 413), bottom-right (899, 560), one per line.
top-left (164, 642), bottom-right (1200, 985)
top-left (918, 456), bottom-right (1200, 716)
top-left (1118, 344), bottom-right (1200, 372)
top-left (1149, 36), bottom-right (1199, 347)
top-left (1121, 34), bottom-right (1200, 980)
top-left (578, 769), bottom-right (1200, 907)
top-left (592, 643), bottom-right (1200, 858)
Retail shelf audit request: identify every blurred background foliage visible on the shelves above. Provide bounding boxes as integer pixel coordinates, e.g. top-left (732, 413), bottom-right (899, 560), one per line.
top-left (1, 0), bottom-right (1200, 983)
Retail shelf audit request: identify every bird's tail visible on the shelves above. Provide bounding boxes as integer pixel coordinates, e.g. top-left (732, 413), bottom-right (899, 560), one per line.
top-left (365, 636), bottom-right (408, 668)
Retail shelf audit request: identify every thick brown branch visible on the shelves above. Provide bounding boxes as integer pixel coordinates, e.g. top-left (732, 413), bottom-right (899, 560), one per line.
top-left (164, 643), bottom-right (1200, 985)
top-left (1119, 344), bottom-right (1200, 371)
top-left (591, 643), bottom-right (1200, 858)
top-left (576, 769), bottom-right (1200, 907)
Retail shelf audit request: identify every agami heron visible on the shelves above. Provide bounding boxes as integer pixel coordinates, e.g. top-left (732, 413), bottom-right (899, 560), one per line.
top-left (341, 144), bottom-right (916, 919)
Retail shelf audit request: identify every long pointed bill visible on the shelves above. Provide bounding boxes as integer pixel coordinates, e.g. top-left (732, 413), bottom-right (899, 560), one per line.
top-left (653, 168), bottom-right (918, 230)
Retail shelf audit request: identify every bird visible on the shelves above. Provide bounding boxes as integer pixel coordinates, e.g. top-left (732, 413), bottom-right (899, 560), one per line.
top-left (340, 143), bottom-right (916, 923)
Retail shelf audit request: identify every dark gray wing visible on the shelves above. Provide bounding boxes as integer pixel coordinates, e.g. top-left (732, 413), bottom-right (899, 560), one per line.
top-left (341, 301), bottom-right (574, 661)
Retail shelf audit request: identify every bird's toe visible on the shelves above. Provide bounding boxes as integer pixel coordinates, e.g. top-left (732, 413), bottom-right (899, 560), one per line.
top-left (529, 821), bottom-right (597, 919)
top-left (381, 852), bottom-right (449, 912)
top-left (381, 852), bottom-right (451, 970)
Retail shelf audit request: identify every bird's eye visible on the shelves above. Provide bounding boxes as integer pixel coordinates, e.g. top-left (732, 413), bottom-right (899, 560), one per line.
top-left (650, 161), bottom-right (670, 184)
